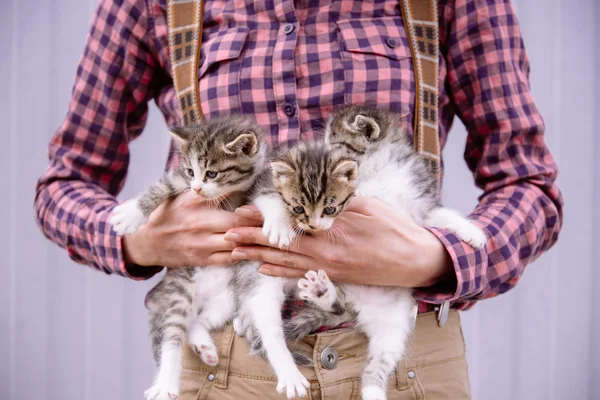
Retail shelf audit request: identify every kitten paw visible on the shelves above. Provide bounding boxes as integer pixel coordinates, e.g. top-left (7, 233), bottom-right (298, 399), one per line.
top-left (191, 343), bottom-right (219, 367)
top-left (456, 222), bottom-right (487, 250)
top-left (110, 200), bottom-right (148, 236)
top-left (262, 218), bottom-right (296, 249)
top-left (276, 367), bottom-right (310, 399)
top-left (144, 385), bottom-right (179, 400)
top-left (298, 270), bottom-right (337, 312)
top-left (362, 385), bottom-right (387, 400)
top-left (232, 317), bottom-right (245, 337)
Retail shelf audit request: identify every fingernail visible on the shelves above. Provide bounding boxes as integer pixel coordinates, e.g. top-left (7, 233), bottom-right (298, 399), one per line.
top-left (231, 250), bottom-right (247, 260)
top-left (235, 207), bottom-right (254, 218)
top-left (258, 267), bottom-right (272, 276)
top-left (224, 232), bottom-right (241, 241)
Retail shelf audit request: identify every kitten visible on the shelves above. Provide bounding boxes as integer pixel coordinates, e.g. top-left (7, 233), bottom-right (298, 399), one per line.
top-left (230, 141), bottom-right (358, 398)
top-left (110, 116), bottom-right (269, 400)
top-left (111, 116), bottom-right (315, 400)
top-left (262, 106), bottom-right (486, 400)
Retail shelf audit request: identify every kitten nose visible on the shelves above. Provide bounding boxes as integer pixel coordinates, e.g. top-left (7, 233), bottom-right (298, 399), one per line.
top-left (193, 187), bottom-right (202, 194)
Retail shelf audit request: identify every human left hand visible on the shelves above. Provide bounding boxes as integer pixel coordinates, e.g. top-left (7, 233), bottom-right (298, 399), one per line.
top-left (224, 196), bottom-right (454, 288)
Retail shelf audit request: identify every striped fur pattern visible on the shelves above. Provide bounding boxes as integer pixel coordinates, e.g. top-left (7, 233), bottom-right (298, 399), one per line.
top-left (226, 142), bottom-right (361, 398)
top-left (109, 115), bottom-right (268, 400)
top-left (276, 105), bottom-right (487, 400)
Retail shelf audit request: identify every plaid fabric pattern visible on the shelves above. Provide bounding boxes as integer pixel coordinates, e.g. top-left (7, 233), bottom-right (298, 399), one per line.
top-left (35, 0), bottom-right (564, 311)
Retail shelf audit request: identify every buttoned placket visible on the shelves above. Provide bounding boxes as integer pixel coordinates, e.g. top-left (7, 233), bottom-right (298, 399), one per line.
top-left (272, 0), bottom-right (300, 146)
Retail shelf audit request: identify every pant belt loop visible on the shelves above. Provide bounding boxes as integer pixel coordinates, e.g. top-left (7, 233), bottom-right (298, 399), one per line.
top-left (396, 359), bottom-right (410, 391)
top-left (214, 324), bottom-right (235, 389)
top-left (436, 301), bottom-right (450, 327)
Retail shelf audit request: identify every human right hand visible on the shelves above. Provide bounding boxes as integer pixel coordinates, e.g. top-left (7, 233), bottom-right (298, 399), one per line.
top-left (122, 190), bottom-right (262, 268)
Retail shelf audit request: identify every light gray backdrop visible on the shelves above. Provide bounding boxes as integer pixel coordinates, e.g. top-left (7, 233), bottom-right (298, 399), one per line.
top-left (1, 0), bottom-right (598, 399)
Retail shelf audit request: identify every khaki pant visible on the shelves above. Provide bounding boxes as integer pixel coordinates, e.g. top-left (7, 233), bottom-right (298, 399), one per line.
top-left (180, 310), bottom-right (471, 399)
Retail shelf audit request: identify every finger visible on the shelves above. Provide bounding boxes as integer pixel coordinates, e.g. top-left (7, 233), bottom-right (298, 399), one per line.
top-left (205, 251), bottom-right (236, 266)
top-left (224, 227), bottom-right (271, 246)
top-left (205, 233), bottom-right (239, 252)
top-left (234, 205), bottom-right (264, 222)
top-left (204, 209), bottom-right (264, 232)
top-left (344, 196), bottom-right (376, 215)
top-left (257, 263), bottom-right (306, 278)
top-left (231, 246), bottom-right (314, 271)
top-left (225, 227), bottom-right (322, 255)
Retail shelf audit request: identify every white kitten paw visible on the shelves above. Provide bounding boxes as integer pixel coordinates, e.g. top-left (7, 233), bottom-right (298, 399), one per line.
top-left (190, 343), bottom-right (219, 367)
top-left (298, 270), bottom-right (337, 311)
top-left (262, 218), bottom-right (296, 249)
top-left (144, 385), bottom-right (179, 400)
top-left (110, 200), bottom-right (148, 236)
top-left (232, 317), bottom-right (245, 337)
top-left (362, 385), bottom-right (387, 400)
top-left (276, 367), bottom-right (310, 399)
top-left (457, 222), bottom-right (487, 250)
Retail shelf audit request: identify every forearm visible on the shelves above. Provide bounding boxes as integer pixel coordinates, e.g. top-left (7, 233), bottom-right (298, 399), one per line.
top-left (35, 177), bottom-right (161, 279)
top-left (415, 180), bottom-right (562, 303)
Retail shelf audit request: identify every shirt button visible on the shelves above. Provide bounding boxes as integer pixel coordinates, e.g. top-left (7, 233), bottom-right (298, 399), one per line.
top-left (283, 23), bottom-right (295, 35)
top-left (386, 37), bottom-right (398, 48)
top-left (207, 373), bottom-right (215, 382)
top-left (407, 370), bottom-right (415, 379)
top-left (320, 346), bottom-right (339, 370)
top-left (283, 103), bottom-right (296, 117)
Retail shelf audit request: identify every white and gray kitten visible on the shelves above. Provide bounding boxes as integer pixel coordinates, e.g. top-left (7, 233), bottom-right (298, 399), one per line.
top-left (258, 106), bottom-right (486, 400)
top-left (111, 116), bottom-right (270, 400)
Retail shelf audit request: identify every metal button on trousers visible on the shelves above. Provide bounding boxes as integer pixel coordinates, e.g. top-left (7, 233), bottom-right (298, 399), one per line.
top-left (320, 346), bottom-right (339, 369)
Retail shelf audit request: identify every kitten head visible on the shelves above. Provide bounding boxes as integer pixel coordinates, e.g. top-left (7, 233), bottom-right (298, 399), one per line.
top-left (170, 115), bottom-right (266, 199)
top-left (270, 142), bottom-right (358, 233)
top-left (324, 105), bottom-right (405, 157)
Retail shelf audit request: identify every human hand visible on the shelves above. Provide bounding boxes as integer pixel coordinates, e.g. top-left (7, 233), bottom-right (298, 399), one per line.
top-left (122, 190), bottom-right (262, 268)
top-left (224, 196), bottom-right (453, 288)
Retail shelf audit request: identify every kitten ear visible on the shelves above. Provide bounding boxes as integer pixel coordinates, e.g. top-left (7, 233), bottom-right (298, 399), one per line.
top-left (169, 126), bottom-right (196, 144)
top-left (270, 161), bottom-right (295, 183)
top-left (224, 133), bottom-right (258, 156)
top-left (333, 159), bottom-right (358, 182)
top-left (350, 114), bottom-right (381, 140)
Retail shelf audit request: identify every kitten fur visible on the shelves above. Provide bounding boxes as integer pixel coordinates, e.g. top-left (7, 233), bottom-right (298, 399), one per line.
top-left (267, 106), bottom-right (486, 400)
top-left (232, 141), bottom-right (357, 357)
top-left (111, 115), bottom-right (316, 400)
top-left (110, 116), bottom-right (272, 400)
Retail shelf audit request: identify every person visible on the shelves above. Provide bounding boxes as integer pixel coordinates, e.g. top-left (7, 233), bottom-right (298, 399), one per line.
top-left (34, 0), bottom-right (564, 399)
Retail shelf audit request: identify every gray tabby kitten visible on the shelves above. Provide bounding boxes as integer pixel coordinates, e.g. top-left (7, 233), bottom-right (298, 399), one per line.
top-left (110, 116), bottom-right (269, 400)
top-left (253, 106), bottom-right (487, 400)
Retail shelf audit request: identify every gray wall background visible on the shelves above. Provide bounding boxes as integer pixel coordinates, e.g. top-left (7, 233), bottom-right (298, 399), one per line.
top-left (0, 0), bottom-right (597, 399)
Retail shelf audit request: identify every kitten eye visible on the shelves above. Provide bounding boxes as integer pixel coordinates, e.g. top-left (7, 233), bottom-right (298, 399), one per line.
top-left (323, 206), bottom-right (336, 216)
top-left (292, 206), bottom-right (304, 214)
top-left (186, 168), bottom-right (194, 177)
top-left (206, 170), bottom-right (218, 179)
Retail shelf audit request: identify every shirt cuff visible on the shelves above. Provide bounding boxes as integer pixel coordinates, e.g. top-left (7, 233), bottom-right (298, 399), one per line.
top-left (413, 227), bottom-right (487, 303)
top-left (93, 206), bottom-right (163, 280)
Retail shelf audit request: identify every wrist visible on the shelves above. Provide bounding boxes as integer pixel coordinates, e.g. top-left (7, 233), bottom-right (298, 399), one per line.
top-left (122, 231), bottom-right (154, 267)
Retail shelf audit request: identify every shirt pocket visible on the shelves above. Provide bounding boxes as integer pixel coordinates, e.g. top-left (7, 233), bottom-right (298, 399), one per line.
top-left (198, 27), bottom-right (250, 116)
top-left (336, 17), bottom-right (414, 119)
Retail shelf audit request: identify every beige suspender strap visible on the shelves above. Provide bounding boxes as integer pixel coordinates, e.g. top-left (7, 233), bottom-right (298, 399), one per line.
top-left (399, 0), bottom-right (441, 194)
top-left (167, 0), bottom-right (205, 125)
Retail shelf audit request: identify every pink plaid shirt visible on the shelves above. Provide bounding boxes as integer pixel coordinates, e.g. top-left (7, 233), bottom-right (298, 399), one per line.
top-left (35, 0), bottom-right (563, 311)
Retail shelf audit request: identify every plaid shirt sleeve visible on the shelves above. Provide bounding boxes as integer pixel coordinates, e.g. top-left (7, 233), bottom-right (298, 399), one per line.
top-left (414, 0), bottom-right (564, 307)
top-left (34, 0), bottom-right (163, 279)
